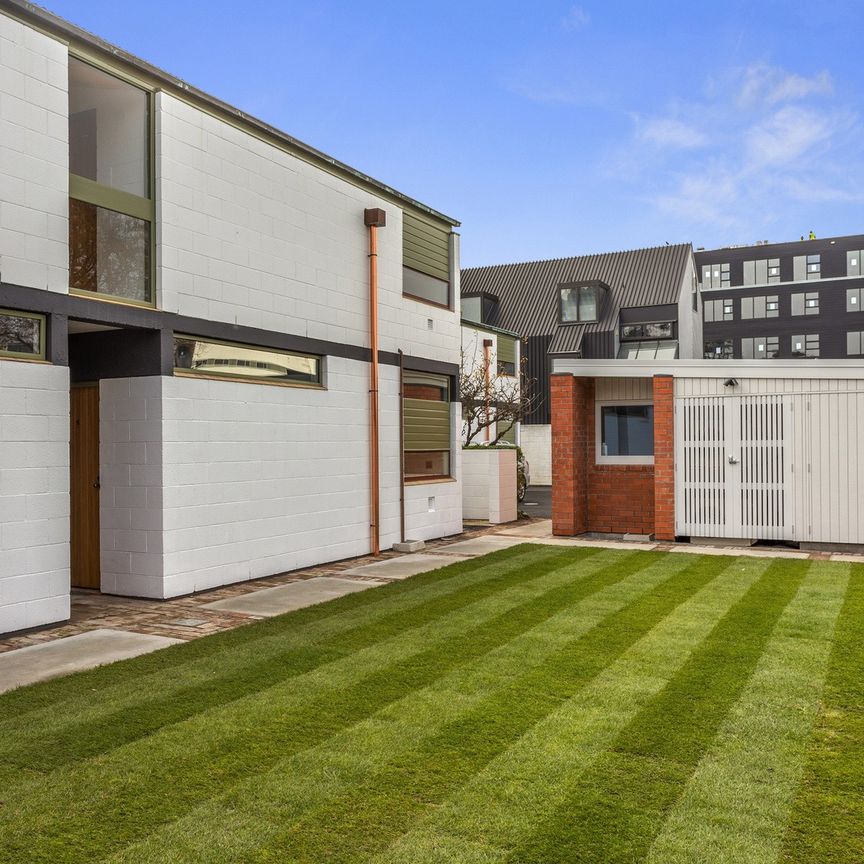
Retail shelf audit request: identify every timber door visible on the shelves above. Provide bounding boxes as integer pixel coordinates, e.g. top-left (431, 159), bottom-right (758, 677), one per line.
top-left (676, 394), bottom-right (793, 541)
top-left (71, 384), bottom-right (100, 589)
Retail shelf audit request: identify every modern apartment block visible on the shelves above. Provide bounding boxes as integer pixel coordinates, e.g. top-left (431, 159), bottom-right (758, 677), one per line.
top-left (461, 244), bottom-right (700, 481)
top-left (696, 233), bottom-right (864, 360)
top-left (0, 2), bottom-right (462, 635)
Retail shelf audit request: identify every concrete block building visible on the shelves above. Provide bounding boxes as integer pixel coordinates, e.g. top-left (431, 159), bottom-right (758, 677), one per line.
top-left (0, 2), bottom-right (462, 635)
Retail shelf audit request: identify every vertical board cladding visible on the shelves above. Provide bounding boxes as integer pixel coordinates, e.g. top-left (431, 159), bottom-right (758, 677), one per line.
top-left (0, 361), bottom-right (70, 634)
top-left (523, 334), bottom-right (553, 424)
top-left (552, 375), bottom-right (658, 537)
top-left (0, 11), bottom-right (68, 292)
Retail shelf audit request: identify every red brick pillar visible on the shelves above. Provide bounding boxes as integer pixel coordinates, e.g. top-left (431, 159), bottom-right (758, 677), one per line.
top-left (551, 374), bottom-right (589, 536)
top-left (653, 374), bottom-right (675, 541)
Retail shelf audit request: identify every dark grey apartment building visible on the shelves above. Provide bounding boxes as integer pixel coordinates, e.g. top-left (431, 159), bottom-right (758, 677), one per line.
top-left (696, 233), bottom-right (864, 360)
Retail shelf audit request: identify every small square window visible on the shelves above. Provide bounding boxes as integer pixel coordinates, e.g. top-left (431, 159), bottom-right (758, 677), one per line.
top-left (0, 309), bottom-right (46, 360)
top-left (597, 403), bottom-right (654, 464)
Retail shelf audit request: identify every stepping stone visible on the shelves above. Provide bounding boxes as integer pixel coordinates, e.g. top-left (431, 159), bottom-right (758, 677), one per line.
top-left (435, 536), bottom-right (528, 557)
top-left (0, 629), bottom-right (182, 694)
top-left (202, 577), bottom-right (378, 617)
top-left (341, 553), bottom-right (472, 581)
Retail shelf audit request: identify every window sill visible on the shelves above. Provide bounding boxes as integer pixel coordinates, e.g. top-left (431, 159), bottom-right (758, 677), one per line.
top-left (403, 293), bottom-right (452, 311)
top-left (173, 370), bottom-right (326, 390)
top-left (70, 289), bottom-right (156, 310)
top-left (0, 355), bottom-right (49, 365)
top-left (404, 476), bottom-right (456, 485)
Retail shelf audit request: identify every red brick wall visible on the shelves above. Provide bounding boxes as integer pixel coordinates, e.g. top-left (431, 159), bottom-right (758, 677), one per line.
top-left (653, 375), bottom-right (675, 540)
top-left (552, 375), bottom-right (673, 538)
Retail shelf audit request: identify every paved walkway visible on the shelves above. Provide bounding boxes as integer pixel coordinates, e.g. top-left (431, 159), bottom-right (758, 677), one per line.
top-left (1, 518), bottom-right (861, 693)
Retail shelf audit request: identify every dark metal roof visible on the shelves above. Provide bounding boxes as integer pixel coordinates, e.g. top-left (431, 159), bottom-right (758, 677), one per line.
top-left (461, 244), bottom-right (692, 354)
top-left (3, 0), bottom-right (459, 227)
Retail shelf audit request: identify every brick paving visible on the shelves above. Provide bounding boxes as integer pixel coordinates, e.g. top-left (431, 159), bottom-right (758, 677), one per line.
top-left (0, 522), bottom-right (505, 654)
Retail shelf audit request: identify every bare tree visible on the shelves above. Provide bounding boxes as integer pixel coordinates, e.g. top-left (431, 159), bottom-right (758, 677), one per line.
top-left (460, 345), bottom-right (535, 446)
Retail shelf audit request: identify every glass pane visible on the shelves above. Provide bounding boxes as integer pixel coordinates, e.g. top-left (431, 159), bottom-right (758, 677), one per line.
top-left (403, 267), bottom-right (449, 306)
top-left (174, 337), bottom-right (320, 384)
top-left (578, 286), bottom-right (598, 321)
top-left (404, 450), bottom-right (449, 479)
top-left (69, 57), bottom-right (148, 197)
top-left (601, 405), bottom-right (654, 457)
top-left (643, 322), bottom-right (673, 338)
top-left (70, 199), bottom-right (151, 302)
top-left (655, 341), bottom-right (679, 358)
top-left (0, 311), bottom-right (43, 358)
top-left (461, 296), bottom-right (481, 324)
top-left (560, 287), bottom-right (580, 322)
top-left (404, 372), bottom-right (448, 401)
top-left (616, 342), bottom-right (639, 359)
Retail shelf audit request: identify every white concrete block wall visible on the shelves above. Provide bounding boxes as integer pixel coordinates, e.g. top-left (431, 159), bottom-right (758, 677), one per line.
top-left (0, 361), bottom-right (69, 634)
top-left (99, 377), bottom-right (165, 597)
top-left (0, 11), bottom-right (67, 292)
top-left (520, 424), bottom-right (551, 485)
top-left (156, 92), bottom-right (459, 363)
top-left (159, 359), bottom-right (379, 596)
top-left (462, 448), bottom-right (517, 524)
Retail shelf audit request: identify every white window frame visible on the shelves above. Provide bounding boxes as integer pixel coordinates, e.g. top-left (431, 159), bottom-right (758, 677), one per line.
top-left (595, 399), bottom-right (655, 466)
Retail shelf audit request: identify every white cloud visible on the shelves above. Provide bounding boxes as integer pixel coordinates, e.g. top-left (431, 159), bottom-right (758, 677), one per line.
top-left (746, 105), bottom-right (840, 166)
top-left (561, 5), bottom-right (590, 32)
top-left (624, 62), bottom-right (861, 230)
top-left (737, 63), bottom-right (833, 108)
top-left (636, 117), bottom-right (707, 150)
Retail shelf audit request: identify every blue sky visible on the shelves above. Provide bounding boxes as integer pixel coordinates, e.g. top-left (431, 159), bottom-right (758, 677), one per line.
top-left (44, 0), bottom-right (863, 266)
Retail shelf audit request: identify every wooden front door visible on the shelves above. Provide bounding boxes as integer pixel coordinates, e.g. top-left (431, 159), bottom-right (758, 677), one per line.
top-left (71, 384), bottom-right (100, 589)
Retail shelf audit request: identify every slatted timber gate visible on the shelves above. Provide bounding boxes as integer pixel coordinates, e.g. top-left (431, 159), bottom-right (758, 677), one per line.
top-left (675, 394), bottom-right (793, 541)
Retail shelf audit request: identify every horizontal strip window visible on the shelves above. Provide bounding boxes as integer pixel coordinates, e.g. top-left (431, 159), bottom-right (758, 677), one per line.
top-left (620, 321), bottom-right (674, 340)
top-left (0, 308), bottom-right (46, 360)
top-left (69, 56), bottom-right (155, 307)
top-left (617, 340), bottom-right (678, 359)
top-left (404, 371), bottom-right (451, 480)
top-left (403, 266), bottom-right (450, 307)
top-left (174, 335), bottom-right (322, 386)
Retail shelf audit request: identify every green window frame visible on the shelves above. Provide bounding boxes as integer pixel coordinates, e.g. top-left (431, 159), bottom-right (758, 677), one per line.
top-left (403, 371), bottom-right (452, 480)
top-left (497, 335), bottom-right (517, 376)
top-left (68, 55), bottom-right (156, 308)
top-left (173, 335), bottom-right (323, 387)
top-left (0, 308), bottom-right (46, 361)
top-left (402, 211), bottom-right (451, 307)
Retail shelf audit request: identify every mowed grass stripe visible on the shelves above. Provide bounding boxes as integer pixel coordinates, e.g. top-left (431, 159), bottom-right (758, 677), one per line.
top-left (113, 549), bottom-right (700, 862)
top-left (374, 556), bottom-right (771, 864)
top-left (0, 547), bottom-right (648, 862)
top-left (0, 546), bottom-right (575, 778)
top-left (239, 554), bottom-right (737, 863)
top-left (779, 564), bottom-right (864, 863)
top-left (646, 560), bottom-right (850, 864)
top-left (0, 544), bottom-right (545, 732)
top-left (509, 558), bottom-right (810, 864)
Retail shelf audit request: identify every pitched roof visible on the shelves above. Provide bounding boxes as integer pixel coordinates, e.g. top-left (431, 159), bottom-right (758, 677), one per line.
top-left (461, 243), bottom-right (693, 353)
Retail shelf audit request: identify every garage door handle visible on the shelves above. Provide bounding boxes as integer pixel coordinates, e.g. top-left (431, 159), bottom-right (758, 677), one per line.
top-left (727, 454), bottom-right (739, 465)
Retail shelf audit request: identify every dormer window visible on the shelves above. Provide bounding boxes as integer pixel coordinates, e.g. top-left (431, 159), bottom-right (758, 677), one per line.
top-left (560, 283), bottom-right (602, 323)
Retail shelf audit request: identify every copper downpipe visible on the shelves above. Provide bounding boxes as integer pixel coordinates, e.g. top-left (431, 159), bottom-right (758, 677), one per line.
top-left (483, 338), bottom-right (493, 442)
top-left (364, 208), bottom-right (386, 555)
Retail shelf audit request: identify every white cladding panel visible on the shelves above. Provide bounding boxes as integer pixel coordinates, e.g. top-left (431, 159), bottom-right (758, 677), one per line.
top-left (675, 376), bottom-right (864, 545)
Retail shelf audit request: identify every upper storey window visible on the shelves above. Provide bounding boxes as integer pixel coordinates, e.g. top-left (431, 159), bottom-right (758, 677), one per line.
top-left (403, 211), bottom-right (451, 308)
top-left (743, 259), bottom-right (780, 285)
top-left (701, 263), bottom-right (730, 289)
top-left (560, 284), bottom-right (601, 323)
top-left (68, 58), bottom-right (153, 306)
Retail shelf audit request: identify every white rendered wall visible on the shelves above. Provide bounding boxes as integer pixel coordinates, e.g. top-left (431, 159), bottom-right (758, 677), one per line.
top-left (462, 448), bottom-right (517, 524)
top-left (100, 377), bottom-right (165, 597)
top-left (0, 11), bottom-right (67, 292)
top-left (155, 92), bottom-right (459, 364)
top-left (0, 361), bottom-right (69, 634)
top-left (520, 424), bottom-right (551, 485)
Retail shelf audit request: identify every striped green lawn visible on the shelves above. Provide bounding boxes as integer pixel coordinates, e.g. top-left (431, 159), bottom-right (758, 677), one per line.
top-left (0, 545), bottom-right (860, 863)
